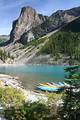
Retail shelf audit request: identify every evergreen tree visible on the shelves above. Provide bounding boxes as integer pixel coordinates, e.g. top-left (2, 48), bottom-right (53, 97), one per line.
top-left (59, 65), bottom-right (80, 120)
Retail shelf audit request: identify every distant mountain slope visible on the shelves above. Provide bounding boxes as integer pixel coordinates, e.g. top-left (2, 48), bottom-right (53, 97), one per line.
top-left (61, 16), bottom-right (80, 32)
top-left (13, 16), bottom-right (80, 64)
top-left (10, 6), bottom-right (80, 45)
top-left (0, 35), bottom-right (9, 44)
top-left (0, 35), bottom-right (9, 41)
top-left (37, 16), bottom-right (80, 65)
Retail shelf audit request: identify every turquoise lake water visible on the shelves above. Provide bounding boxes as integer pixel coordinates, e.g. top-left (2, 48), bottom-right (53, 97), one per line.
top-left (0, 65), bottom-right (65, 90)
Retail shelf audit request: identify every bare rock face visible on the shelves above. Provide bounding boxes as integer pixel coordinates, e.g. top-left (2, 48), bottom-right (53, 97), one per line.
top-left (20, 31), bottom-right (34, 44)
top-left (30, 6), bottom-right (80, 39)
top-left (10, 6), bottom-right (47, 44)
top-left (10, 6), bottom-right (80, 45)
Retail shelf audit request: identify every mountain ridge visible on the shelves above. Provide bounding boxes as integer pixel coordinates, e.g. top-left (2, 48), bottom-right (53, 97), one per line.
top-left (0, 6), bottom-right (80, 64)
top-left (10, 6), bottom-right (48, 44)
top-left (10, 6), bottom-right (80, 45)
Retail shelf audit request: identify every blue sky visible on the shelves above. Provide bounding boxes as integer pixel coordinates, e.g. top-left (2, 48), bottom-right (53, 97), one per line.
top-left (0, 0), bottom-right (80, 35)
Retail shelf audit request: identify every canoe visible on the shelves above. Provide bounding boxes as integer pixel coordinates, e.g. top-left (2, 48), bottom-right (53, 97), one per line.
top-left (57, 82), bottom-right (65, 86)
top-left (51, 82), bottom-right (65, 87)
top-left (37, 86), bottom-right (60, 92)
top-left (36, 82), bottom-right (66, 92)
top-left (39, 83), bottom-right (59, 88)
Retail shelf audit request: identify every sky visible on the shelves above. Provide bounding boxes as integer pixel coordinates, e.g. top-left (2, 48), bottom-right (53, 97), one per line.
top-left (0, 0), bottom-right (80, 35)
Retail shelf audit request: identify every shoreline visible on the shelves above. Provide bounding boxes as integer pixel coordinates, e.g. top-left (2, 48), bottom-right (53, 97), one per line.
top-left (0, 63), bottom-right (68, 67)
top-left (0, 73), bottom-right (47, 102)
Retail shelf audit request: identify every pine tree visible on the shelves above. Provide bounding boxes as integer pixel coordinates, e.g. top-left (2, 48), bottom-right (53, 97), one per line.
top-left (60, 65), bottom-right (80, 120)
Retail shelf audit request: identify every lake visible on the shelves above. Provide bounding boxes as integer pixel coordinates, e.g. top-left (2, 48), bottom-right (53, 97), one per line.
top-left (0, 64), bottom-right (65, 90)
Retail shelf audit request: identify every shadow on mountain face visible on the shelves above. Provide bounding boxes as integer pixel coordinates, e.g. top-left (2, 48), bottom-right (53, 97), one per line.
top-left (61, 17), bottom-right (80, 32)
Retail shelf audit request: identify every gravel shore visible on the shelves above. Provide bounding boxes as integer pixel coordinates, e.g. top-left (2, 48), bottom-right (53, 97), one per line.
top-left (0, 74), bottom-right (47, 102)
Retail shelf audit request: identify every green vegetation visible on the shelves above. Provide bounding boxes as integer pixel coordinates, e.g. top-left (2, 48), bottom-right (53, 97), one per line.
top-left (0, 49), bottom-right (14, 62)
top-left (0, 87), bottom-right (62, 120)
top-left (59, 66), bottom-right (80, 120)
top-left (0, 87), bottom-right (25, 108)
top-left (23, 37), bottom-right (47, 48)
top-left (0, 38), bottom-right (7, 44)
top-left (0, 35), bottom-right (9, 45)
top-left (5, 102), bottom-right (51, 120)
top-left (39, 31), bottom-right (80, 61)
top-left (48, 93), bottom-right (63, 104)
top-left (4, 92), bottom-right (65, 120)
top-left (0, 49), bottom-right (7, 62)
top-left (4, 93), bottom-right (63, 120)
top-left (0, 66), bottom-right (80, 120)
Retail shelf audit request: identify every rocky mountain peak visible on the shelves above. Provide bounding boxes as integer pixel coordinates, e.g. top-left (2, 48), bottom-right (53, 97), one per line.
top-left (19, 6), bottom-right (39, 23)
top-left (10, 6), bottom-right (46, 43)
top-left (21, 6), bottom-right (34, 13)
top-left (10, 6), bottom-right (80, 45)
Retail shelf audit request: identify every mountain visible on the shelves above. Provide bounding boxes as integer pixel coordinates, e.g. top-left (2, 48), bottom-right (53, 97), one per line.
top-left (10, 6), bottom-right (48, 44)
top-left (61, 16), bottom-right (80, 32)
top-left (32, 7), bottom-right (80, 39)
top-left (9, 16), bottom-right (80, 65)
top-left (37, 16), bottom-right (80, 65)
top-left (10, 6), bottom-right (80, 44)
top-left (0, 6), bottom-right (80, 64)
top-left (0, 35), bottom-right (9, 45)
top-left (0, 35), bottom-right (9, 41)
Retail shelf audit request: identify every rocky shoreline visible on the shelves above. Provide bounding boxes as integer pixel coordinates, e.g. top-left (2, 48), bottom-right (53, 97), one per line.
top-left (0, 74), bottom-right (47, 102)
top-left (27, 54), bottom-right (79, 66)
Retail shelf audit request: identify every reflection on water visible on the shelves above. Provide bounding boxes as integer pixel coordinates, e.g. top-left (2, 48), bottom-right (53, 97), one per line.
top-left (0, 65), bottom-right (65, 90)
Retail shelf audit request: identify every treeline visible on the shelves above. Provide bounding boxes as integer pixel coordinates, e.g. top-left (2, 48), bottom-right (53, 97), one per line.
top-left (0, 87), bottom-right (61, 120)
top-left (23, 37), bottom-right (47, 49)
top-left (39, 31), bottom-right (80, 61)
top-left (0, 49), bottom-right (13, 62)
